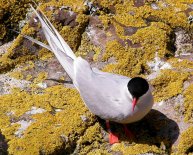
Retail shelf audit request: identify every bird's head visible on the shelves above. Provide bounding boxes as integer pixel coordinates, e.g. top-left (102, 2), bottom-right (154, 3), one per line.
top-left (127, 77), bottom-right (149, 112)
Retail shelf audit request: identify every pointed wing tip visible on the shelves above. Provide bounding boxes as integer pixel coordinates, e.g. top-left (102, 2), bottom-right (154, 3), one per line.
top-left (29, 4), bottom-right (41, 15)
top-left (29, 4), bottom-right (35, 10)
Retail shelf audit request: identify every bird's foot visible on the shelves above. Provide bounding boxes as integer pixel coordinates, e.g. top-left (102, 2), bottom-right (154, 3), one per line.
top-left (123, 125), bottom-right (134, 140)
top-left (109, 132), bottom-right (119, 144)
top-left (106, 120), bottom-right (119, 144)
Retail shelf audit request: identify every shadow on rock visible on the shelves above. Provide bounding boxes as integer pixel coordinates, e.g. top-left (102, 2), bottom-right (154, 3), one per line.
top-left (98, 109), bottom-right (179, 154)
top-left (0, 133), bottom-right (8, 155)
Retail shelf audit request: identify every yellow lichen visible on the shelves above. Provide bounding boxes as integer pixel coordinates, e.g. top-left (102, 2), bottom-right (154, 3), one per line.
top-left (0, 0), bottom-right (46, 42)
top-left (183, 84), bottom-right (193, 123)
top-left (112, 142), bottom-right (163, 155)
top-left (76, 33), bottom-right (102, 61)
top-left (0, 85), bottom-right (96, 154)
top-left (26, 74), bottom-right (33, 81)
top-left (129, 22), bottom-right (172, 58)
top-left (99, 15), bottom-right (112, 30)
top-left (102, 40), bottom-right (149, 77)
top-left (57, 0), bottom-right (87, 13)
top-left (139, 1), bottom-right (192, 29)
top-left (177, 126), bottom-right (193, 155)
top-left (22, 61), bottom-right (35, 71)
top-left (115, 1), bottom-right (147, 27)
top-left (59, 14), bottom-right (89, 51)
top-left (1, 0), bottom-right (193, 154)
top-left (38, 48), bottom-right (53, 60)
top-left (77, 123), bottom-right (105, 154)
top-left (9, 71), bottom-right (24, 80)
top-left (0, 24), bottom-right (6, 39)
top-left (151, 70), bottom-right (189, 102)
top-left (33, 71), bottom-right (48, 83)
top-left (87, 150), bottom-right (111, 155)
top-left (169, 58), bottom-right (193, 70)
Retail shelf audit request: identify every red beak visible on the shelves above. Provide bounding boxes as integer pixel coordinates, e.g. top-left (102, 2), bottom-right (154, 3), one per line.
top-left (132, 98), bottom-right (138, 112)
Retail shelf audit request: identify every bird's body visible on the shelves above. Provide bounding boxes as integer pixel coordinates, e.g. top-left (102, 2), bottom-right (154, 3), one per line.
top-left (24, 6), bottom-right (154, 136)
top-left (74, 57), bottom-right (153, 123)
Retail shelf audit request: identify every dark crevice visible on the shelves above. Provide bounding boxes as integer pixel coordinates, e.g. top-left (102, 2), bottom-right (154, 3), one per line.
top-left (74, 19), bottom-right (90, 51)
top-left (0, 133), bottom-right (8, 155)
top-left (166, 30), bottom-right (176, 54)
top-left (186, 146), bottom-right (193, 154)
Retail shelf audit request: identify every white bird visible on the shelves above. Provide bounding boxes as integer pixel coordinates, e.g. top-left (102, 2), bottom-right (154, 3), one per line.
top-left (22, 5), bottom-right (154, 144)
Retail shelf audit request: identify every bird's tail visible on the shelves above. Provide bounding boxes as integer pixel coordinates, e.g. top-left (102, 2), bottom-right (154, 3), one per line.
top-left (21, 5), bottom-right (77, 80)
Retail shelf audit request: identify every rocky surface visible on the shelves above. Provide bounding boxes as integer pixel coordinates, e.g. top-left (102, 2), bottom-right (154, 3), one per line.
top-left (0, 0), bottom-right (193, 154)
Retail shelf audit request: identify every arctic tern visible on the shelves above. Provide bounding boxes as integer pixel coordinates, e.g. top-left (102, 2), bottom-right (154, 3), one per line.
top-left (21, 5), bottom-right (154, 144)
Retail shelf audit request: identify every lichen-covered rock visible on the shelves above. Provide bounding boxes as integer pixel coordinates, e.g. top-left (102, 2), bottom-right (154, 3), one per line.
top-left (0, 0), bottom-right (193, 154)
top-left (0, 86), bottom-right (96, 154)
top-left (183, 84), bottom-right (193, 123)
top-left (151, 70), bottom-right (189, 102)
top-left (0, 0), bottom-right (40, 43)
top-left (177, 126), bottom-right (193, 154)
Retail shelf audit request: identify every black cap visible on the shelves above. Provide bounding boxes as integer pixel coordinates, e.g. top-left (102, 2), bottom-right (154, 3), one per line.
top-left (127, 77), bottom-right (149, 98)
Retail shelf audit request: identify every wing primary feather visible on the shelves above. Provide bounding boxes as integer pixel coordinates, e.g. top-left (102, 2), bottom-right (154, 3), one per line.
top-left (11, 29), bottom-right (51, 51)
top-left (29, 5), bottom-right (76, 60)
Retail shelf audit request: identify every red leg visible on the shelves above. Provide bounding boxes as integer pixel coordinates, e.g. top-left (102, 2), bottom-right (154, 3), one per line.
top-left (123, 124), bottom-right (133, 139)
top-left (106, 120), bottom-right (119, 144)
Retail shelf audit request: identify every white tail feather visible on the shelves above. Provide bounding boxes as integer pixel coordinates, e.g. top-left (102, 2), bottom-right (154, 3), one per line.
top-left (30, 5), bottom-right (76, 60)
top-left (19, 5), bottom-right (77, 80)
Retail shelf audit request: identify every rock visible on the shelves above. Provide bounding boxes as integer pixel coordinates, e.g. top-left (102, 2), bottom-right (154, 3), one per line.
top-left (0, 0), bottom-right (193, 154)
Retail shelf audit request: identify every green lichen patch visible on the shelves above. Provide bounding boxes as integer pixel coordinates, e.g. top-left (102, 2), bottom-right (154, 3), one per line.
top-left (151, 70), bottom-right (189, 102)
top-left (183, 84), bottom-right (193, 123)
top-left (177, 126), bottom-right (193, 155)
